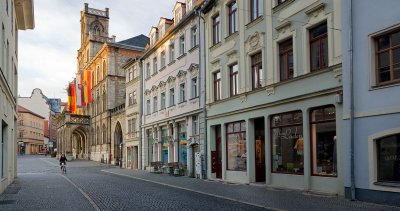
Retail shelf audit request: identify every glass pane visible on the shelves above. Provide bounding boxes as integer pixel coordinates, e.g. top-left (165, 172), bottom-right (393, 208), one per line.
top-left (280, 55), bottom-right (287, 80)
top-left (324, 106), bottom-right (336, 120)
top-left (394, 64), bottom-right (400, 80)
top-left (272, 115), bottom-right (281, 127)
top-left (378, 35), bottom-right (390, 50)
top-left (241, 121), bottom-right (246, 131)
top-left (311, 122), bottom-right (337, 176)
top-left (379, 68), bottom-right (391, 83)
top-left (377, 134), bottom-right (400, 182)
top-left (310, 23), bottom-right (327, 39)
top-left (311, 108), bottom-right (324, 122)
top-left (227, 123), bottom-right (234, 133)
top-left (227, 133), bottom-right (247, 171)
top-left (393, 48), bottom-right (400, 64)
top-left (288, 52), bottom-right (294, 79)
top-left (391, 31), bottom-right (400, 47)
top-left (378, 51), bottom-right (390, 68)
top-left (311, 42), bottom-right (320, 70)
top-left (282, 113), bottom-right (292, 125)
top-left (234, 122), bottom-right (241, 132)
top-left (322, 38), bottom-right (328, 67)
top-left (293, 111), bottom-right (302, 124)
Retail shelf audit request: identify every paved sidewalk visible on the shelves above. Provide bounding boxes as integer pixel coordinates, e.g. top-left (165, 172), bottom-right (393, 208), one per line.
top-left (102, 167), bottom-right (400, 211)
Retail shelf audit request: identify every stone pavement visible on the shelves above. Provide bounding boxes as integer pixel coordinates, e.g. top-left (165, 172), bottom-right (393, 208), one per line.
top-left (101, 167), bottom-right (400, 211)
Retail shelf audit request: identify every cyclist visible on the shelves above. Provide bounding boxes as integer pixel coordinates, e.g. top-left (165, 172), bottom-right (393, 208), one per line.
top-left (59, 153), bottom-right (67, 170)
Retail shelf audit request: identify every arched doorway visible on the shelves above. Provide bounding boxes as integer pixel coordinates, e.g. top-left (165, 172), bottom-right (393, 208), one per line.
top-left (72, 126), bottom-right (88, 159)
top-left (114, 122), bottom-right (123, 166)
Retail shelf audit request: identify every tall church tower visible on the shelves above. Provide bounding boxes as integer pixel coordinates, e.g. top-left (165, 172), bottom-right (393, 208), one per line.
top-left (77, 3), bottom-right (113, 72)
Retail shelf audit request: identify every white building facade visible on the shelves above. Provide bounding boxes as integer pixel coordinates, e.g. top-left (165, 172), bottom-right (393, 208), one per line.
top-left (202, 0), bottom-right (343, 194)
top-left (142, 1), bottom-right (206, 177)
top-left (0, 0), bottom-right (34, 193)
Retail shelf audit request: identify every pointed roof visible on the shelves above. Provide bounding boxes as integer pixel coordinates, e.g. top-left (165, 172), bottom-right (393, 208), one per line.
top-left (117, 34), bottom-right (150, 49)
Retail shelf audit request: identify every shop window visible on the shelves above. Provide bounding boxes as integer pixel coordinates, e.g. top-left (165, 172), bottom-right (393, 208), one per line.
top-left (310, 105), bottom-right (337, 177)
top-left (226, 121), bottom-right (247, 171)
top-left (178, 122), bottom-right (187, 165)
top-left (375, 29), bottom-right (400, 85)
top-left (161, 127), bottom-right (168, 164)
top-left (377, 134), bottom-right (400, 183)
top-left (271, 111), bottom-right (303, 174)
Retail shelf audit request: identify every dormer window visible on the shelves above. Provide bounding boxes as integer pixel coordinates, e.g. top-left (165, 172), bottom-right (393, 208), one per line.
top-left (175, 8), bottom-right (182, 23)
top-left (159, 24), bottom-right (165, 38)
top-left (186, 0), bottom-right (193, 13)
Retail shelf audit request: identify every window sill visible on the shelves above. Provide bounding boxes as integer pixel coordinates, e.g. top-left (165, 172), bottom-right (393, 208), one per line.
top-left (370, 81), bottom-right (400, 91)
top-left (374, 182), bottom-right (400, 188)
top-left (225, 32), bottom-right (239, 42)
top-left (209, 42), bottom-right (222, 51)
top-left (159, 66), bottom-right (166, 72)
top-left (178, 101), bottom-right (187, 105)
top-left (189, 96), bottom-right (199, 101)
top-left (272, 0), bottom-right (295, 13)
top-left (168, 105), bottom-right (175, 108)
top-left (177, 53), bottom-right (187, 60)
top-left (151, 72), bottom-right (158, 77)
top-left (188, 45), bottom-right (199, 53)
top-left (168, 60), bottom-right (176, 66)
top-left (246, 16), bottom-right (264, 29)
top-left (145, 77), bottom-right (151, 81)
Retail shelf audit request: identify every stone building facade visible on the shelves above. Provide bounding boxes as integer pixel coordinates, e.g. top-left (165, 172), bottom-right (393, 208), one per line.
top-left (202, 0), bottom-right (343, 195)
top-left (141, 1), bottom-right (206, 177)
top-left (0, 0), bottom-right (34, 194)
top-left (57, 4), bottom-right (148, 164)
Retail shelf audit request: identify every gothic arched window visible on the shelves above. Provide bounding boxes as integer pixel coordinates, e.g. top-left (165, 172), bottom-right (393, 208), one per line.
top-left (103, 60), bottom-right (107, 79)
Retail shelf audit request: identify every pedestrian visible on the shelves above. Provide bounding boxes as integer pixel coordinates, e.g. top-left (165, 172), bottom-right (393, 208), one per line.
top-left (59, 154), bottom-right (67, 169)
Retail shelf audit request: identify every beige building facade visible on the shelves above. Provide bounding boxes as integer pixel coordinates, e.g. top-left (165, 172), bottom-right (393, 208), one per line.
top-left (0, 0), bottom-right (34, 194)
top-left (17, 105), bottom-right (45, 155)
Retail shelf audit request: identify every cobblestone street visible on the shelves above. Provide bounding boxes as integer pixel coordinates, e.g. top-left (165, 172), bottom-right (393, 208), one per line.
top-left (0, 156), bottom-right (399, 211)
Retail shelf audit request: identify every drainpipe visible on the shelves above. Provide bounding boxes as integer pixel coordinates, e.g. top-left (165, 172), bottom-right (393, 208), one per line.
top-left (139, 58), bottom-right (144, 170)
top-left (349, 0), bottom-right (356, 201)
top-left (198, 7), bottom-right (207, 179)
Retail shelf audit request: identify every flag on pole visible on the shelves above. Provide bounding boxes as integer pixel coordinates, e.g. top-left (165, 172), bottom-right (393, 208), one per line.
top-left (80, 73), bottom-right (86, 107)
top-left (67, 83), bottom-right (72, 112)
top-left (87, 70), bottom-right (92, 103)
top-left (71, 80), bottom-right (76, 114)
top-left (75, 74), bottom-right (82, 108)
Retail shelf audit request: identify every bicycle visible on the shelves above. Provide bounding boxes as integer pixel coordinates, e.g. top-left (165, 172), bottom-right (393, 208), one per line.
top-left (60, 162), bottom-right (67, 174)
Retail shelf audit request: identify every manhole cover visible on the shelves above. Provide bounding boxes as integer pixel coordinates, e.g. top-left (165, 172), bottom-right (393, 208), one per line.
top-left (0, 200), bottom-right (16, 205)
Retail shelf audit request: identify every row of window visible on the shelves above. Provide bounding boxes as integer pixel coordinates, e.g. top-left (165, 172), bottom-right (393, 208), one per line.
top-left (18, 131), bottom-right (43, 139)
top-left (223, 105), bottom-right (337, 177)
top-left (146, 26), bottom-right (197, 79)
top-left (127, 65), bottom-right (139, 82)
top-left (146, 77), bottom-right (198, 115)
top-left (92, 60), bottom-right (107, 86)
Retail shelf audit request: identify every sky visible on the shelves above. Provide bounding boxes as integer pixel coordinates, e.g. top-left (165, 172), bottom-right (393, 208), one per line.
top-left (18, 0), bottom-right (175, 102)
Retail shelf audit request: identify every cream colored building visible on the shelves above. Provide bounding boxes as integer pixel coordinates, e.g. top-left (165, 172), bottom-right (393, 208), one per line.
top-left (141, 1), bottom-right (206, 177)
top-left (124, 58), bottom-right (141, 169)
top-left (0, 0), bottom-right (34, 194)
top-left (202, 0), bottom-right (343, 195)
top-left (17, 105), bottom-right (45, 155)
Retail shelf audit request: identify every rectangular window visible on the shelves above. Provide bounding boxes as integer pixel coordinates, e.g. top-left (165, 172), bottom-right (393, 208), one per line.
top-left (169, 88), bottom-right (175, 106)
top-left (146, 99), bottom-right (150, 115)
top-left (310, 22), bottom-right (328, 72)
top-left (375, 29), bottom-right (400, 85)
top-left (377, 134), bottom-right (400, 183)
top-left (279, 38), bottom-right (294, 81)
top-left (128, 68), bottom-right (133, 81)
top-left (191, 77), bottom-right (197, 98)
top-left (251, 52), bottom-right (263, 89)
top-left (131, 118), bottom-right (136, 134)
top-left (133, 91), bottom-right (137, 104)
top-left (146, 63), bottom-right (150, 78)
top-left (128, 119), bottom-right (132, 134)
top-left (153, 57), bottom-right (158, 74)
top-left (250, 0), bottom-right (262, 22)
top-left (212, 14), bottom-right (221, 45)
top-left (226, 121), bottom-right (247, 171)
top-left (192, 116), bottom-right (198, 136)
top-left (169, 44), bottom-right (175, 62)
top-left (161, 51), bottom-right (166, 68)
top-left (153, 96), bottom-right (158, 112)
top-left (228, 1), bottom-right (238, 35)
top-left (133, 66), bottom-right (138, 79)
top-left (214, 71), bottom-right (221, 101)
top-left (179, 35), bottom-right (185, 56)
top-left (191, 26), bottom-right (197, 48)
top-left (230, 63), bottom-right (239, 96)
top-left (178, 122), bottom-right (187, 164)
top-left (310, 105), bottom-right (337, 177)
top-left (128, 93), bottom-right (133, 105)
top-left (180, 83), bottom-right (186, 103)
top-left (271, 111), bottom-right (303, 174)
top-left (160, 92), bottom-right (166, 109)
top-left (277, 0), bottom-right (287, 5)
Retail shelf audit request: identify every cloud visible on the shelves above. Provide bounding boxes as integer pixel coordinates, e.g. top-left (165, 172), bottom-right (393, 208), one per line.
top-left (19, 0), bottom-right (176, 101)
